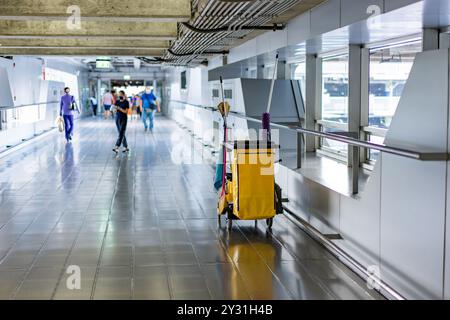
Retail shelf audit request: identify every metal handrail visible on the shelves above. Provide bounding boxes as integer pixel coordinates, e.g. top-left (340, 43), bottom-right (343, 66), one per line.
top-left (0, 101), bottom-right (59, 111)
top-left (169, 99), bottom-right (447, 161)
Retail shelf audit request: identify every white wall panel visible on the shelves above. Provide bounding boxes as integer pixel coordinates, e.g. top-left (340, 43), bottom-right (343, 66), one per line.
top-left (287, 12), bottom-right (311, 46)
top-left (381, 155), bottom-right (446, 299)
top-left (380, 50), bottom-right (449, 299)
top-left (339, 160), bottom-right (381, 270)
top-left (341, 0), bottom-right (384, 26)
top-left (384, 0), bottom-right (421, 12)
top-left (310, 0), bottom-right (341, 36)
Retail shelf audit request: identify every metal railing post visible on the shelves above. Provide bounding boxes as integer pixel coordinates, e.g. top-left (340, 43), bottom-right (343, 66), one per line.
top-left (297, 131), bottom-right (302, 169)
top-left (351, 145), bottom-right (359, 194)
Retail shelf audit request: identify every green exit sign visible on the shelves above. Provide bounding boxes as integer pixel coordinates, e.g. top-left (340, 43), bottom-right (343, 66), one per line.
top-left (96, 57), bottom-right (111, 69)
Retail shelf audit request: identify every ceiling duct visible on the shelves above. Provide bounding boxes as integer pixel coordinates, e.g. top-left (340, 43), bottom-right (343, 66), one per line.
top-left (162, 0), bottom-right (326, 66)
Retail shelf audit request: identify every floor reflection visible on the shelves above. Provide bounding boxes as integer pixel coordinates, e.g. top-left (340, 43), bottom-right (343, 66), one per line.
top-left (0, 118), bottom-right (383, 300)
top-left (61, 142), bottom-right (74, 188)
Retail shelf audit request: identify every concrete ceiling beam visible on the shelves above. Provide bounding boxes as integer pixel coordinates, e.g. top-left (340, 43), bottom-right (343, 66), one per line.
top-left (0, 0), bottom-right (191, 22)
top-left (0, 38), bottom-right (170, 49)
top-left (0, 20), bottom-right (178, 40)
top-left (0, 47), bottom-right (166, 56)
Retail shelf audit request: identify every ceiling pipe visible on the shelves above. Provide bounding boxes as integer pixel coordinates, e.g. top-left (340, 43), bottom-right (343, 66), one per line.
top-left (167, 48), bottom-right (229, 56)
top-left (136, 56), bottom-right (171, 64)
top-left (165, 0), bottom-right (301, 65)
top-left (181, 22), bottom-right (284, 33)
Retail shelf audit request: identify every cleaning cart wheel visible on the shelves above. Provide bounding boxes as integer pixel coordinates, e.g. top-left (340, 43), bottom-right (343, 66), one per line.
top-left (266, 218), bottom-right (273, 229)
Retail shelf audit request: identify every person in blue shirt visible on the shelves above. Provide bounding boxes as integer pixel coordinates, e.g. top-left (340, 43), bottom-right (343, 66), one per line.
top-left (60, 87), bottom-right (80, 143)
top-left (139, 86), bottom-right (160, 131)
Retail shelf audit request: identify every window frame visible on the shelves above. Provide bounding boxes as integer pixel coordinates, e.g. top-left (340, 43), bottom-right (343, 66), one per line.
top-left (317, 49), bottom-right (350, 161)
top-left (361, 34), bottom-right (422, 165)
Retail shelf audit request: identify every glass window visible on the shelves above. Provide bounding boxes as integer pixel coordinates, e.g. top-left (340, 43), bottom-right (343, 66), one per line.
top-left (180, 71), bottom-right (187, 89)
top-left (368, 40), bottom-right (421, 128)
top-left (322, 54), bottom-right (349, 123)
top-left (320, 126), bottom-right (348, 156)
top-left (265, 65), bottom-right (274, 79)
top-left (367, 134), bottom-right (385, 162)
top-left (292, 62), bottom-right (306, 102)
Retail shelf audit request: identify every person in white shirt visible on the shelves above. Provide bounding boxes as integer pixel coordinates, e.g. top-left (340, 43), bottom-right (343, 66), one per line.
top-left (102, 90), bottom-right (114, 119)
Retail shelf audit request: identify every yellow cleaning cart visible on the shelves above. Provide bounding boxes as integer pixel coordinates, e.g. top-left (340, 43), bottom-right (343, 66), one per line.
top-left (218, 140), bottom-right (283, 230)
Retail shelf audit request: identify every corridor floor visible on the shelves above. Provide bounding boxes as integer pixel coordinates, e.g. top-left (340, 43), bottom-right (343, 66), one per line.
top-left (0, 117), bottom-right (383, 300)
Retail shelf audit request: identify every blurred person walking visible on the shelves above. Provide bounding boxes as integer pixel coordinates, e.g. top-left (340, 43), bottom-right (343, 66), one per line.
top-left (60, 86), bottom-right (80, 143)
top-left (139, 86), bottom-right (160, 131)
top-left (89, 95), bottom-right (98, 117)
top-left (134, 94), bottom-right (141, 119)
top-left (113, 90), bottom-right (130, 154)
top-left (102, 90), bottom-right (114, 119)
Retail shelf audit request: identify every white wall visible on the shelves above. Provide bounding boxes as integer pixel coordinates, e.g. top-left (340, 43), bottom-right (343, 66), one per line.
top-left (0, 56), bottom-right (89, 150)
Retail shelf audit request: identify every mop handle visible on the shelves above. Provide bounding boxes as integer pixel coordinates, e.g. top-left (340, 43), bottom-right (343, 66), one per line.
top-left (219, 76), bottom-right (227, 197)
top-left (219, 76), bottom-right (225, 107)
top-left (266, 53), bottom-right (279, 114)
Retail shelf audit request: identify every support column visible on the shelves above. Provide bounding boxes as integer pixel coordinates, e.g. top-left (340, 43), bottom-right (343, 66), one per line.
top-left (97, 78), bottom-right (102, 107)
top-left (276, 60), bottom-right (287, 79)
top-left (348, 44), bottom-right (362, 194)
top-left (285, 62), bottom-right (293, 80)
top-left (221, 54), bottom-right (228, 66)
top-left (439, 32), bottom-right (450, 49)
top-left (305, 54), bottom-right (320, 152)
top-left (422, 28), bottom-right (439, 51)
top-left (360, 48), bottom-right (370, 163)
top-left (256, 57), bottom-right (264, 79)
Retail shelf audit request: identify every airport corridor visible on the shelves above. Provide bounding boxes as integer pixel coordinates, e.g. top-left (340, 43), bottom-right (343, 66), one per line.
top-left (0, 117), bottom-right (382, 300)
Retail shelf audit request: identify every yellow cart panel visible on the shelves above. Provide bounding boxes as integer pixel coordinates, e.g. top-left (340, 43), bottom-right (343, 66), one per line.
top-left (231, 141), bottom-right (276, 220)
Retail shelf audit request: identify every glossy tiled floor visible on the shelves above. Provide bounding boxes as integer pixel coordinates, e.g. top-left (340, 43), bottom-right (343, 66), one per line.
top-left (0, 117), bottom-right (383, 300)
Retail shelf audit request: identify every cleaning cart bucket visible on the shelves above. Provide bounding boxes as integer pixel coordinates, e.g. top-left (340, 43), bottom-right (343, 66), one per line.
top-left (214, 147), bottom-right (224, 190)
top-left (232, 140), bottom-right (276, 220)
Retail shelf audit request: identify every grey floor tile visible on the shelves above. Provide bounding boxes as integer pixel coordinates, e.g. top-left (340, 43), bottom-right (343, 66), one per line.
top-left (201, 264), bottom-right (250, 300)
top-left (165, 252), bottom-right (198, 265)
top-left (34, 254), bottom-right (68, 267)
top-left (133, 291), bottom-right (171, 300)
top-left (100, 254), bottom-right (132, 267)
top-left (67, 254), bottom-right (101, 267)
top-left (170, 276), bottom-right (209, 293)
top-left (0, 118), bottom-right (384, 301)
top-left (135, 253), bottom-right (165, 266)
top-left (15, 280), bottom-right (58, 300)
top-left (93, 278), bottom-right (131, 300)
top-left (172, 290), bottom-right (211, 300)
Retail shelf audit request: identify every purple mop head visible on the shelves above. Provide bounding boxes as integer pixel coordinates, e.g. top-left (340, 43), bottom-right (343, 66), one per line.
top-left (262, 112), bottom-right (271, 141)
